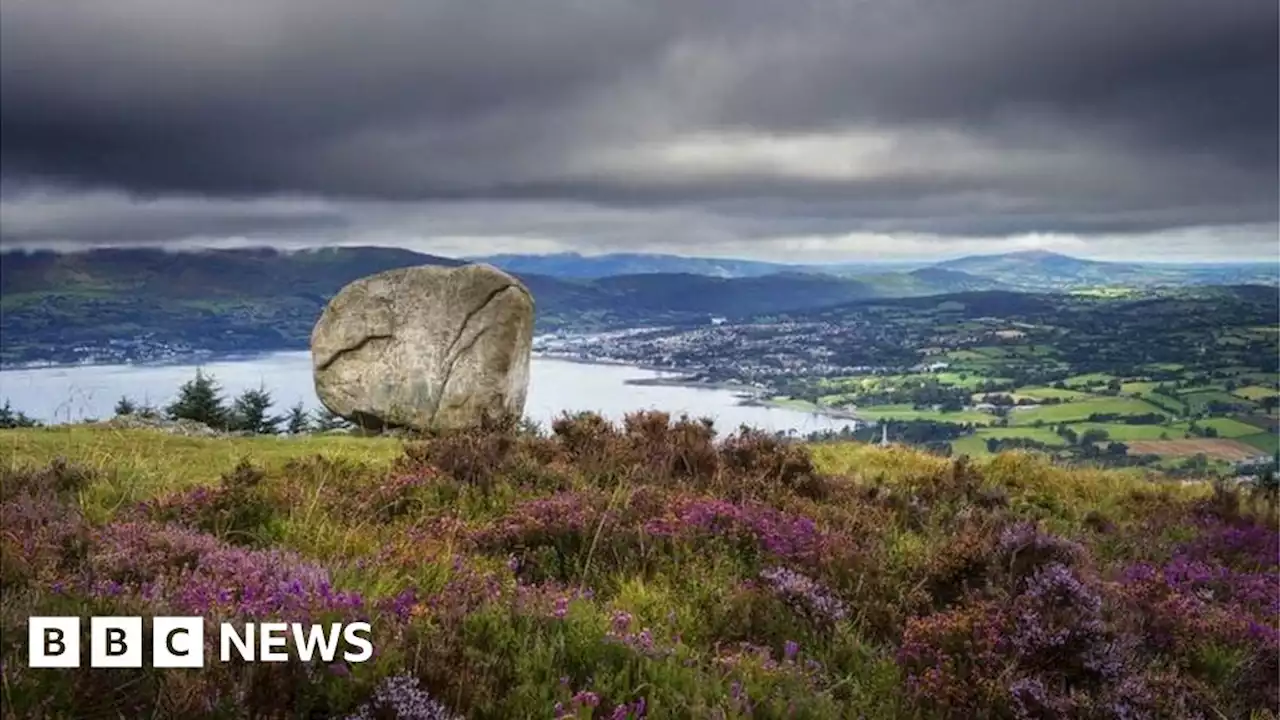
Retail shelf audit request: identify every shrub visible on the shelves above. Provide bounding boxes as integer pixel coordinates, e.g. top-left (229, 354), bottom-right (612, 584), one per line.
top-left (140, 458), bottom-right (279, 546)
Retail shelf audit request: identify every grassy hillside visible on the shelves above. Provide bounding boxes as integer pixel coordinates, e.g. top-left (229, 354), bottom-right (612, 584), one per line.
top-left (2, 417), bottom-right (1276, 719)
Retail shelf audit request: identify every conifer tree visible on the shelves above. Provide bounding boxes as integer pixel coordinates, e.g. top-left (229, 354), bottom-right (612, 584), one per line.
top-left (285, 401), bottom-right (311, 435)
top-left (0, 400), bottom-right (39, 429)
top-left (227, 385), bottom-right (283, 434)
top-left (114, 396), bottom-right (137, 416)
top-left (166, 369), bottom-right (229, 429)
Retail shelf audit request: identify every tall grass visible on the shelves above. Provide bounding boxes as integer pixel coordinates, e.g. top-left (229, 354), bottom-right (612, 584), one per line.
top-left (1, 412), bottom-right (1275, 719)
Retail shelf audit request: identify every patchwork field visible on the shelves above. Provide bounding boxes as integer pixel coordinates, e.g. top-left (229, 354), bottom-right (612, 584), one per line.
top-left (1238, 432), bottom-right (1280, 455)
top-left (1182, 390), bottom-right (1254, 414)
top-left (950, 427), bottom-right (1067, 456)
top-left (850, 404), bottom-right (996, 425)
top-left (1061, 372), bottom-right (1117, 388)
top-left (1014, 386), bottom-right (1092, 401)
top-left (1124, 438), bottom-right (1269, 461)
top-left (1234, 385), bottom-right (1280, 401)
top-left (1007, 397), bottom-right (1168, 425)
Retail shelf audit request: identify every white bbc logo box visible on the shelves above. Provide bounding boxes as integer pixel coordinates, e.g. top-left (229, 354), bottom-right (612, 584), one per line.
top-left (29, 616), bottom-right (204, 668)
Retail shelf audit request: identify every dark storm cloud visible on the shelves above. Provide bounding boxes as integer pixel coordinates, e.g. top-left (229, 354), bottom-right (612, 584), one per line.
top-left (0, 0), bottom-right (1276, 247)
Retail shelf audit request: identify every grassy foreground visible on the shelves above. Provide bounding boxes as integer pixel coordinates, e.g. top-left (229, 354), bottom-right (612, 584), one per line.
top-left (1, 414), bottom-right (1277, 719)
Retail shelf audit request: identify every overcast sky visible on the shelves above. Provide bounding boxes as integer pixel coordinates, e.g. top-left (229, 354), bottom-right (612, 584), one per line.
top-left (1, 0), bottom-right (1277, 262)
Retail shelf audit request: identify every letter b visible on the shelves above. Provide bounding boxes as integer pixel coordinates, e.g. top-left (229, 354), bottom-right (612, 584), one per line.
top-left (91, 617), bottom-right (142, 668)
top-left (28, 617), bottom-right (80, 668)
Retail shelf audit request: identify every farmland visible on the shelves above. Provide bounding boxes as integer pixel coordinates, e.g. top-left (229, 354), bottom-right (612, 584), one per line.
top-left (1124, 438), bottom-right (1267, 461)
top-left (1007, 397), bottom-right (1169, 425)
top-left (748, 288), bottom-right (1280, 474)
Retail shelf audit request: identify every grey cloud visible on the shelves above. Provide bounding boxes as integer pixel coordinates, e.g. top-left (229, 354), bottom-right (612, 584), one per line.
top-left (0, 0), bottom-right (1276, 248)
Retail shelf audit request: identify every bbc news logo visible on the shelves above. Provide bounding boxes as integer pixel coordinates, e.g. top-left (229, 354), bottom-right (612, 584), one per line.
top-left (29, 617), bottom-right (373, 668)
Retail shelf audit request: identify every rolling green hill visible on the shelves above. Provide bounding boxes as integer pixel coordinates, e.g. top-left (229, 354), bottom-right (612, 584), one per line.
top-left (935, 250), bottom-right (1278, 290)
top-left (0, 247), bottom-right (994, 366)
top-left (2, 246), bottom-right (1276, 367)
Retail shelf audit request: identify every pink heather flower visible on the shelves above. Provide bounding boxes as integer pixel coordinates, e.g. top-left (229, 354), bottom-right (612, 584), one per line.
top-left (610, 610), bottom-right (633, 635)
top-left (343, 674), bottom-right (461, 720)
top-left (758, 566), bottom-right (849, 624)
top-left (784, 640), bottom-right (799, 662)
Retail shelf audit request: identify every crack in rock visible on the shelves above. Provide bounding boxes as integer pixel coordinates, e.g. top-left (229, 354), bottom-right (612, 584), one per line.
top-left (429, 284), bottom-right (522, 422)
top-left (315, 333), bottom-right (394, 372)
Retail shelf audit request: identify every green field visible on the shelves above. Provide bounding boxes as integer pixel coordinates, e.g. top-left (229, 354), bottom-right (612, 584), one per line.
top-left (1057, 418), bottom-right (1257, 442)
top-left (811, 371), bottom-right (1014, 401)
top-left (1008, 397), bottom-right (1168, 426)
top-left (1181, 390), bottom-right (1254, 414)
top-left (943, 349), bottom-right (988, 361)
top-left (1017, 386), bottom-right (1092, 401)
top-left (1195, 417), bottom-right (1270, 438)
top-left (1233, 385), bottom-right (1279, 401)
top-left (853, 403), bottom-right (996, 425)
top-left (1062, 372), bottom-right (1117, 388)
top-left (1142, 391), bottom-right (1186, 415)
top-left (929, 372), bottom-right (1015, 389)
top-left (1120, 381), bottom-right (1160, 396)
top-left (1238, 431), bottom-right (1280, 455)
top-left (1066, 423), bottom-right (1180, 441)
top-left (952, 426), bottom-right (1067, 456)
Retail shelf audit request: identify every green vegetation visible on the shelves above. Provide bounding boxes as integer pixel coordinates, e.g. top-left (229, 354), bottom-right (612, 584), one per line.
top-left (747, 286), bottom-right (1278, 471)
top-left (845, 404), bottom-right (996, 425)
top-left (950, 427), bottom-right (1066, 456)
top-left (1014, 386), bottom-right (1091, 401)
top-left (1240, 432), bottom-right (1280, 455)
top-left (0, 248), bottom-right (1030, 367)
top-left (1235, 385), bottom-right (1280, 401)
top-left (1009, 398), bottom-right (1169, 425)
top-left (3, 417), bottom-right (1277, 719)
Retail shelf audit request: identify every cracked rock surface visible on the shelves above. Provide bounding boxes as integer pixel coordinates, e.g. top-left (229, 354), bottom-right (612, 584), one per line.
top-left (311, 263), bottom-right (534, 431)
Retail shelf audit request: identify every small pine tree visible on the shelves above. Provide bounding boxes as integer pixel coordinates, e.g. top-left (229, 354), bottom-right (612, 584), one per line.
top-left (227, 386), bottom-right (283, 435)
top-left (166, 369), bottom-right (229, 429)
top-left (285, 402), bottom-right (310, 435)
top-left (0, 400), bottom-right (39, 429)
top-left (114, 396), bottom-right (137, 416)
top-left (312, 406), bottom-right (352, 431)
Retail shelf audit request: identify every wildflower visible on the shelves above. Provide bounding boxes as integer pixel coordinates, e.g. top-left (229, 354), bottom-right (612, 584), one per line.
top-left (610, 610), bottom-right (633, 635)
top-left (344, 674), bottom-right (461, 720)
top-left (758, 566), bottom-right (849, 624)
top-left (783, 640), bottom-right (799, 662)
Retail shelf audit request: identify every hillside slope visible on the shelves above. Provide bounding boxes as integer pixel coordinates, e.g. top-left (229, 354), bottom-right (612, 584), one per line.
top-left (0, 247), bottom-right (999, 365)
top-left (936, 250), bottom-right (1278, 290)
top-left (1, 420), bottom-right (1274, 719)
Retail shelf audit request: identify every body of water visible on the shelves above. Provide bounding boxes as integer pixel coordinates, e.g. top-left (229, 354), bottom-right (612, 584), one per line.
top-left (0, 352), bottom-right (855, 436)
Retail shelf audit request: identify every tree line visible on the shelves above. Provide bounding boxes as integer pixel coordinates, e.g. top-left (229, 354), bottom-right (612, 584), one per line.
top-left (115, 369), bottom-right (351, 434)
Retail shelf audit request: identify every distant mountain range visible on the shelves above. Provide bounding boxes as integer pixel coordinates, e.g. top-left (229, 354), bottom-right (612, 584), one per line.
top-left (472, 249), bottom-right (1277, 287)
top-left (933, 250), bottom-right (1277, 290)
top-left (0, 246), bottom-right (1275, 366)
top-left (465, 251), bottom-right (923, 279)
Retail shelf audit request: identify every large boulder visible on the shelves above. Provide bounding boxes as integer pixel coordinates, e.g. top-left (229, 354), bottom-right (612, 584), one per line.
top-left (311, 263), bottom-right (535, 431)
